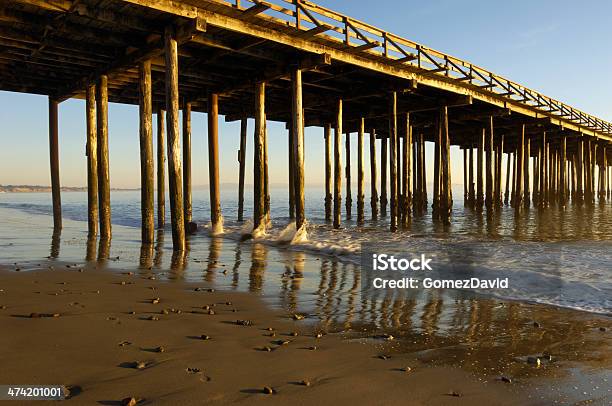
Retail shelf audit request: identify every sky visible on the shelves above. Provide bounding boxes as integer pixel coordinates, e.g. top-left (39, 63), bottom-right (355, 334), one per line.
top-left (1, 0), bottom-right (611, 189)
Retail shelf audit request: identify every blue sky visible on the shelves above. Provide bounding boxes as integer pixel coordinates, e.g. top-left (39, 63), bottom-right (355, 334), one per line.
top-left (1, 0), bottom-right (611, 188)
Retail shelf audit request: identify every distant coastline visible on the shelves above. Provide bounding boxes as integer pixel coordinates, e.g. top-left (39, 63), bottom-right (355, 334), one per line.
top-left (0, 185), bottom-right (138, 193)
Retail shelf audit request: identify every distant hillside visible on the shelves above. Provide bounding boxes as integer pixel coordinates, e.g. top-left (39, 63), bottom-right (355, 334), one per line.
top-left (0, 185), bottom-right (138, 193)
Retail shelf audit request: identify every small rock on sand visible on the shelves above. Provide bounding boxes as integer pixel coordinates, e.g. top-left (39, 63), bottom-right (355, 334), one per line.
top-left (300, 380), bottom-right (310, 387)
top-left (200, 335), bottom-right (211, 340)
top-left (292, 314), bottom-right (305, 321)
top-left (236, 319), bottom-right (252, 326)
top-left (500, 376), bottom-right (512, 383)
top-left (262, 386), bottom-right (275, 395)
top-left (121, 397), bottom-right (138, 406)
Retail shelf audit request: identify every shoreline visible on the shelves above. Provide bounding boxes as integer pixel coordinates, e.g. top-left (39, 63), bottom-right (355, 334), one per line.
top-left (1, 263), bottom-right (610, 405)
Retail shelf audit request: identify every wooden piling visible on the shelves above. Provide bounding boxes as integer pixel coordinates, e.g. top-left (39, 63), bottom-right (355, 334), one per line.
top-left (496, 134), bottom-right (504, 206)
top-left (440, 106), bottom-right (451, 221)
top-left (468, 146), bottom-right (475, 206)
top-left (485, 120), bottom-right (494, 209)
top-left (291, 68), bottom-right (306, 230)
top-left (560, 136), bottom-right (567, 205)
top-left (49, 97), bottom-right (62, 231)
top-left (345, 131), bottom-right (352, 219)
top-left (182, 101), bottom-right (192, 224)
top-left (96, 75), bottom-right (111, 239)
top-left (156, 109), bottom-right (166, 229)
top-left (389, 91), bottom-right (398, 231)
top-left (463, 148), bottom-right (468, 205)
top-left (511, 149), bottom-right (517, 207)
top-left (476, 129), bottom-right (484, 208)
top-left (263, 117), bottom-right (270, 221)
top-left (402, 114), bottom-right (411, 225)
top-left (333, 99), bottom-right (343, 229)
top-left (369, 129), bottom-right (378, 219)
top-left (253, 82), bottom-right (266, 230)
top-left (515, 125), bottom-right (525, 209)
top-left (164, 28), bottom-right (185, 250)
top-left (85, 84), bottom-right (98, 237)
top-left (380, 129), bottom-right (388, 217)
top-left (357, 118), bottom-right (365, 224)
top-left (577, 137), bottom-right (584, 203)
top-left (539, 133), bottom-right (546, 207)
top-left (238, 118), bottom-right (247, 221)
top-left (208, 93), bottom-right (222, 229)
top-left (324, 124), bottom-right (332, 221)
top-left (432, 114), bottom-right (442, 216)
top-left (420, 133), bottom-right (427, 207)
top-left (288, 125), bottom-right (296, 219)
top-left (523, 136), bottom-right (530, 207)
top-left (139, 60), bottom-right (154, 243)
top-left (504, 151), bottom-right (511, 205)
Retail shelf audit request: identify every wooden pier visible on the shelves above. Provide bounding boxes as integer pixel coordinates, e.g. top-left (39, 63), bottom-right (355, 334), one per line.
top-left (1, 0), bottom-right (611, 250)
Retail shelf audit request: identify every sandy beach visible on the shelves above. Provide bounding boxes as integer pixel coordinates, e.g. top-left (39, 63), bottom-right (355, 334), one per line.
top-left (0, 260), bottom-right (609, 405)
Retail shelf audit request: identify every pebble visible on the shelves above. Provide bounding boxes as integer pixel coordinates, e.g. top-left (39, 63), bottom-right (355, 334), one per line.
top-left (308, 346), bottom-right (317, 351)
top-left (527, 356), bottom-right (541, 367)
top-left (236, 319), bottom-right (253, 326)
top-left (262, 386), bottom-right (274, 395)
top-left (274, 340), bottom-right (290, 346)
top-left (118, 341), bottom-right (132, 347)
top-left (400, 367), bottom-right (412, 373)
top-left (133, 361), bottom-right (146, 370)
top-left (292, 314), bottom-right (305, 321)
top-left (262, 346), bottom-right (272, 352)
top-left (0, 305), bottom-right (6, 310)
top-left (154, 346), bottom-right (165, 353)
top-left (225, 301), bottom-right (232, 305)
top-left (148, 316), bottom-right (159, 321)
top-left (266, 327), bottom-right (274, 331)
top-left (200, 335), bottom-right (211, 340)
top-left (121, 397), bottom-right (138, 406)
top-left (315, 333), bottom-right (323, 339)
top-left (161, 309), bottom-right (169, 315)
top-left (151, 298), bottom-right (160, 304)
top-left (300, 380), bottom-right (311, 387)
top-left (290, 332), bottom-right (299, 337)
top-left (448, 391), bottom-right (462, 397)
top-left (186, 367), bottom-right (201, 374)
top-left (129, 311), bottom-right (136, 315)
top-left (599, 327), bottom-right (607, 332)
top-left (533, 321), bottom-right (541, 328)
top-left (208, 309), bottom-right (215, 315)
top-left (500, 376), bottom-right (512, 383)
top-left (378, 355), bottom-right (390, 360)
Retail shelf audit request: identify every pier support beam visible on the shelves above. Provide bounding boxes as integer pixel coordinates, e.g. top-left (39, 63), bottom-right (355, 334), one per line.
top-left (238, 118), bottom-right (247, 221)
top-left (345, 131), bottom-right (352, 219)
top-left (380, 128), bottom-right (388, 217)
top-left (139, 60), bottom-right (154, 243)
top-left (439, 106), bottom-right (452, 222)
top-left (504, 151), bottom-right (511, 206)
top-left (182, 101), bottom-right (192, 224)
top-left (49, 97), bottom-right (62, 232)
top-left (389, 92), bottom-right (398, 231)
top-left (164, 28), bottom-right (185, 250)
top-left (369, 129), bottom-right (378, 219)
top-left (476, 129), bottom-right (484, 208)
top-left (539, 133), bottom-right (547, 208)
top-left (432, 114), bottom-right (442, 216)
top-left (485, 119), bottom-right (494, 209)
top-left (333, 99), bottom-right (343, 229)
top-left (156, 109), bottom-right (166, 229)
top-left (524, 136), bottom-right (530, 208)
top-left (357, 118), bottom-right (365, 224)
top-left (324, 124), bottom-right (332, 222)
top-left (577, 138), bottom-right (584, 204)
top-left (253, 82), bottom-right (266, 231)
top-left (291, 68), bottom-right (306, 230)
top-left (515, 125), bottom-right (525, 210)
top-left (263, 119), bottom-right (270, 221)
top-left (402, 113), bottom-right (411, 226)
top-left (96, 75), bottom-right (111, 239)
top-left (208, 93), bottom-right (222, 230)
top-left (468, 146), bottom-right (475, 207)
top-left (560, 136), bottom-right (567, 205)
top-left (288, 126), bottom-right (295, 220)
top-left (496, 134), bottom-right (504, 206)
top-left (85, 85), bottom-right (98, 237)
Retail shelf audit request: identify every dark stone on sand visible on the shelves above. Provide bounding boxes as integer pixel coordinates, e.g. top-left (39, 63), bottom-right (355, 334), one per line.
top-left (200, 335), bottom-right (211, 340)
top-left (121, 397), bottom-right (138, 406)
top-left (599, 327), bottom-right (607, 332)
top-left (274, 340), bottom-right (290, 346)
top-left (262, 386), bottom-right (274, 395)
top-left (236, 319), bottom-right (253, 326)
top-left (290, 332), bottom-right (298, 337)
top-left (500, 376), bottom-right (512, 383)
top-left (300, 380), bottom-right (311, 387)
top-left (533, 321), bottom-right (541, 328)
top-left (292, 314), bottom-right (305, 320)
top-left (378, 355), bottom-right (390, 360)
top-left (448, 391), bottom-right (462, 397)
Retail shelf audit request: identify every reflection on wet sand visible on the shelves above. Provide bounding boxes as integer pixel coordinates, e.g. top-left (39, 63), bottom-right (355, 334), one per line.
top-left (249, 242), bottom-right (266, 292)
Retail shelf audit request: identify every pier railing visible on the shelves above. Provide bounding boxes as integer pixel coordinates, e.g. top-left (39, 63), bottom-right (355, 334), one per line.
top-left (211, 0), bottom-right (611, 136)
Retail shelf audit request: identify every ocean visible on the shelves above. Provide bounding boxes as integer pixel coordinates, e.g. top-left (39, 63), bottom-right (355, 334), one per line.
top-left (0, 187), bottom-right (611, 317)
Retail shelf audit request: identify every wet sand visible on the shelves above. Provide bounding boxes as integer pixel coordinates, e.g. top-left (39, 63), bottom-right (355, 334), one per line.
top-left (0, 263), bottom-right (559, 406)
